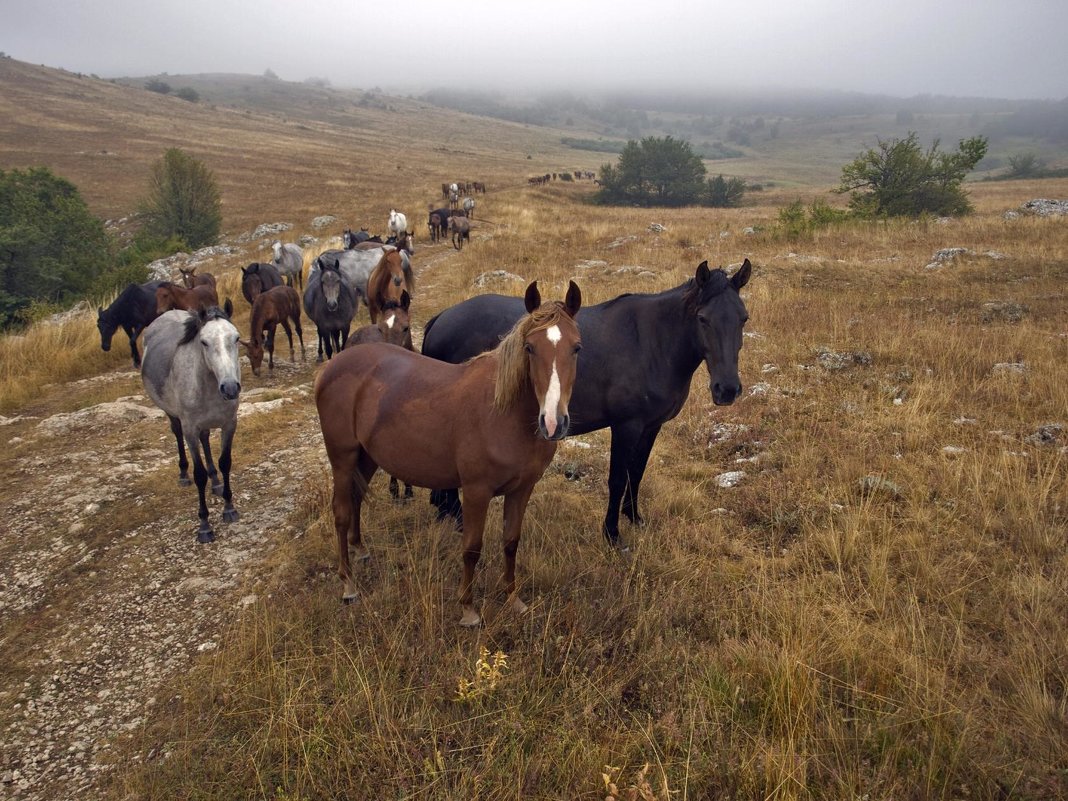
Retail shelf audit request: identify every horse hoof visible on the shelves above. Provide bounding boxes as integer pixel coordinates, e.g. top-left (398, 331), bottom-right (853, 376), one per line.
top-left (342, 594), bottom-right (357, 605)
top-left (510, 596), bottom-right (528, 615)
top-left (211, 483), bottom-right (225, 498)
top-left (197, 529), bottom-right (215, 544)
top-left (178, 477), bottom-right (192, 487)
top-left (222, 508), bottom-right (239, 523)
top-left (459, 608), bottom-right (481, 628)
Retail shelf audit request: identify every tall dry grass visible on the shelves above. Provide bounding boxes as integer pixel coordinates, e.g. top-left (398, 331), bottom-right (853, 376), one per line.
top-left (90, 177), bottom-right (1068, 800)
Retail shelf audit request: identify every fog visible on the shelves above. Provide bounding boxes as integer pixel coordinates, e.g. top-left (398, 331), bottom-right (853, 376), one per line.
top-left (3, 0), bottom-right (1066, 100)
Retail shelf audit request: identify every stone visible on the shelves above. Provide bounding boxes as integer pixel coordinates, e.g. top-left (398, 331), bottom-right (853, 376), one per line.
top-left (714, 470), bottom-right (745, 488)
top-left (311, 215), bottom-right (337, 229)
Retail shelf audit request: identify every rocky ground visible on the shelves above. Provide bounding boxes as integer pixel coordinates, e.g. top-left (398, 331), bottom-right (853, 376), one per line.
top-left (0, 239), bottom-right (465, 800)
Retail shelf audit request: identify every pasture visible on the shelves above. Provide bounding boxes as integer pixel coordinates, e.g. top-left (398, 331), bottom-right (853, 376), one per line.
top-left (0, 60), bottom-right (1066, 800)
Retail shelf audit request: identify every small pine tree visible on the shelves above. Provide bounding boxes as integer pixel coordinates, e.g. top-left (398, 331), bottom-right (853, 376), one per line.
top-left (174, 86), bottom-right (199, 103)
top-left (139, 148), bottom-right (222, 248)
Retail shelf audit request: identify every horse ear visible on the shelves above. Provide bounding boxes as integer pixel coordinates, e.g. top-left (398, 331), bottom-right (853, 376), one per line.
top-left (695, 260), bottom-right (711, 285)
top-left (240, 265), bottom-right (248, 276)
top-left (524, 281), bottom-right (541, 313)
top-left (564, 280), bottom-right (582, 318)
top-left (731, 258), bottom-right (752, 291)
top-left (223, 298), bottom-right (234, 318)
top-left (400, 290), bottom-right (411, 311)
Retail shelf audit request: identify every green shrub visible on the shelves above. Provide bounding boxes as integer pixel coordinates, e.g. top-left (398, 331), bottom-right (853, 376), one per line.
top-left (705, 174), bottom-right (747, 207)
top-left (596, 136), bottom-right (706, 207)
top-left (139, 148), bottom-right (222, 248)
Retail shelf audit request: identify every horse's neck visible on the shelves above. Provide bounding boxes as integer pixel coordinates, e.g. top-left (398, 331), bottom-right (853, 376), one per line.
top-left (640, 286), bottom-right (703, 375)
top-left (250, 303), bottom-right (267, 343)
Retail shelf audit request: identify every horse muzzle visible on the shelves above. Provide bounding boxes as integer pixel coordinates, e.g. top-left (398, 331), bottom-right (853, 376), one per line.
top-left (711, 380), bottom-right (740, 406)
top-left (539, 413), bottom-right (570, 441)
top-left (219, 381), bottom-right (241, 400)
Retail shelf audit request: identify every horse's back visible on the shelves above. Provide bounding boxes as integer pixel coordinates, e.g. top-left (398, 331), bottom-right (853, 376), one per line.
top-left (141, 311), bottom-right (192, 407)
top-left (422, 294), bottom-right (526, 363)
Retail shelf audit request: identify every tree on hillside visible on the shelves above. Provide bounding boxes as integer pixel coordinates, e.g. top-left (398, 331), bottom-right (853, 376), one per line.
top-left (705, 174), bottom-right (747, 207)
top-left (0, 167), bottom-right (112, 327)
top-left (835, 132), bottom-right (988, 217)
top-left (139, 148), bottom-right (222, 249)
top-left (596, 136), bottom-right (706, 207)
top-left (144, 79), bottom-right (171, 94)
top-left (174, 86), bottom-right (199, 103)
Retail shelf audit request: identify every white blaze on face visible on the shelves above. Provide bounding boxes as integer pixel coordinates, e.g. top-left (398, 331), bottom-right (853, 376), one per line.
top-left (385, 313), bottom-right (395, 330)
top-left (542, 325), bottom-right (563, 437)
top-left (272, 242), bottom-right (281, 260)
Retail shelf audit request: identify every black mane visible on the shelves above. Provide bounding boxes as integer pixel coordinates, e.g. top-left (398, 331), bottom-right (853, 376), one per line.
top-left (179, 306), bottom-right (230, 345)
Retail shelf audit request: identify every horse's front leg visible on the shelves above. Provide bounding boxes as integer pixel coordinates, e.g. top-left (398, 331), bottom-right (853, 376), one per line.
top-left (279, 320), bottom-right (295, 362)
top-left (185, 430), bottom-right (214, 543)
top-left (168, 415), bottom-right (190, 485)
top-left (315, 327), bottom-right (325, 362)
top-left (621, 423), bottom-right (662, 529)
top-left (498, 485), bottom-right (535, 615)
top-left (265, 323), bottom-right (276, 371)
top-left (458, 487), bottom-right (491, 627)
top-left (294, 316), bottom-right (306, 360)
top-left (199, 431), bottom-right (222, 496)
top-left (218, 421), bottom-right (239, 524)
top-left (603, 423), bottom-right (643, 549)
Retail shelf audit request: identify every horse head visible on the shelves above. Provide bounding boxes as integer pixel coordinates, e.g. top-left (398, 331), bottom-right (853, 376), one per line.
top-left (96, 306), bottom-right (116, 350)
top-left (376, 291), bottom-right (412, 349)
top-left (179, 266), bottom-right (197, 288)
top-left (180, 306), bottom-right (242, 400)
top-left (497, 280), bottom-right (582, 441)
top-left (271, 241), bottom-right (282, 262)
top-left (320, 260), bottom-right (343, 312)
top-left (687, 258), bottom-right (751, 406)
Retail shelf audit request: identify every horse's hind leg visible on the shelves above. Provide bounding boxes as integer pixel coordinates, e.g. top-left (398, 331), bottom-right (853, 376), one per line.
top-left (169, 415), bottom-right (191, 486)
top-left (126, 325), bottom-right (142, 368)
top-left (293, 315), bottom-right (305, 361)
top-left (218, 421), bottom-right (239, 525)
top-left (199, 431), bottom-right (222, 496)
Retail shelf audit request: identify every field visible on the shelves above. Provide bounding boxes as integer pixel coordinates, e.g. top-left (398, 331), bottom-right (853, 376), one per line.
top-left (0, 59), bottom-right (1066, 800)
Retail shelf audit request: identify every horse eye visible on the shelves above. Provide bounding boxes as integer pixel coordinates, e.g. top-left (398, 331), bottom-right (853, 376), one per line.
top-left (697, 314), bottom-right (709, 326)
top-left (573, 344), bottom-right (582, 354)
top-left (524, 343), bottom-right (534, 354)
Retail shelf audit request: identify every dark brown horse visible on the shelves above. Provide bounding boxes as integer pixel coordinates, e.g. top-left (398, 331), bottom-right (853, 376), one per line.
top-left (366, 248), bottom-right (415, 323)
top-left (179, 266), bottom-right (217, 289)
top-left (156, 282), bottom-right (219, 314)
top-left (315, 280), bottom-right (582, 626)
top-left (241, 262), bottom-right (283, 304)
top-left (241, 285), bottom-right (305, 376)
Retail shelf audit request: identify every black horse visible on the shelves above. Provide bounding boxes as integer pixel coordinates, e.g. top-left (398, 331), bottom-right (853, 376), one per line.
top-left (342, 228), bottom-right (384, 249)
top-left (240, 262), bottom-right (284, 304)
top-left (303, 259), bottom-right (357, 361)
top-left (421, 259), bottom-right (752, 547)
top-left (97, 280), bottom-right (168, 368)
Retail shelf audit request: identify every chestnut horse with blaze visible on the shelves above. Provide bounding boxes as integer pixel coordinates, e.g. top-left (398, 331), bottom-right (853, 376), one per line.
top-left (315, 280), bottom-right (582, 626)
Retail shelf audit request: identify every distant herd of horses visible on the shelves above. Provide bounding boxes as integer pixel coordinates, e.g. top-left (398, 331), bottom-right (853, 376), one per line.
top-left (94, 195), bottom-right (751, 626)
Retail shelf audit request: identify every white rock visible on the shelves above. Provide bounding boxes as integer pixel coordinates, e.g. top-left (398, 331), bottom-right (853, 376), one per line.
top-left (714, 470), bottom-right (746, 488)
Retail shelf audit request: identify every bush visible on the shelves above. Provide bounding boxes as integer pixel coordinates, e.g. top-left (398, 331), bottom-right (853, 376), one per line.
top-left (144, 79), bottom-right (171, 94)
top-left (777, 198), bottom-right (849, 238)
top-left (596, 136), bottom-right (706, 207)
top-left (705, 174), bottom-right (747, 207)
top-left (175, 87), bottom-right (199, 103)
top-left (1006, 152), bottom-right (1045, 178)
top-left (139, 148), bottom-right (222, 249)
top-left (0, 167), bottom-right (113, 328)
top-left (835, 132), bottom-right (988, 217)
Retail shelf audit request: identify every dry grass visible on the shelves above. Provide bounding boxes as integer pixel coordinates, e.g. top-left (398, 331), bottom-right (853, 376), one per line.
top-left (2, 60), bottom-right (1067, 800)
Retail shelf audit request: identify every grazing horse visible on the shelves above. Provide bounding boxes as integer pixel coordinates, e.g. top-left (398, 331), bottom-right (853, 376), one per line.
top-left (141, 302), bottom-right (241, 543)
top-left (240, 262), bottom-right (284, 305)
top-left (272, 241), bottom-right (305, 290)
top-left (179, 266), bottom-right (217, 289)
top-left (97, 280), bottom-right (167, 368)
top-left (449, 216), bottom-right (470, 250)
top-left (156, 281), bottom-right (219, 313)
top-left (422, 259), bottom-right (753, 547)
top-left (344, 291), bottom-right (415, 502)
top-left (462, 197), bottom-right (475, 218)
top-left (315, 280), bottom-right (582, 626)
top-left (241, 285), bottom-right (305, 376)
top-left (473, 181), bottom-right (486, 194)
top-left (303, 258), bottom-right (357, 361)
top-left (366, 249), bottom-right (415, 323)
top-left (387, 209), bottom-right (408, 240)
top-left (449, 190), bottom-right (459, 210)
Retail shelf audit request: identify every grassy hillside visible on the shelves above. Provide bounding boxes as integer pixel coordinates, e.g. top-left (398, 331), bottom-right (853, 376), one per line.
top-left (0, 57), bottom-right (1065, 800)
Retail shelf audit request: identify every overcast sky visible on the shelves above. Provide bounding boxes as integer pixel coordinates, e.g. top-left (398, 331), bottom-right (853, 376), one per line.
top-left (3, 0), bottom-right (1066, 100)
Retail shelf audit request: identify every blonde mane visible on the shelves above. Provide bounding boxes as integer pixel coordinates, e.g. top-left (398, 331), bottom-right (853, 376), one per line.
top-left (483, 301), bottom-right (573, 411)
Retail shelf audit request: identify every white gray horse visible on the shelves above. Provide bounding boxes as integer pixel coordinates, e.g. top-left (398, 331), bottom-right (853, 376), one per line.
top-left (272, 241), bottom-right (305, 290)
top-left (313, 245), bottom-right (412, 318)
top-left (387, 209), bottom-right (407, 239)
top-left (141, 301), bottom-right (242, 543)
top-left (462, 196), bottom-right (475, 218)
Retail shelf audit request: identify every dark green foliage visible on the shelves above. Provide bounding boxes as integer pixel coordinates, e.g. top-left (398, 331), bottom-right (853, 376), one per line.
top-left (835, 132), bottom-right (988, 217)
top-left (89, 231), bottom-right (186, 298)
top-left (1006, 152), bottom-right (1045, 178)
top-left (139, 148), bottom-right (222, 248)
top-left (561, 137), bottom-right (626, 153)
top-left (174, 86), bottom-right (199, 103)
top-left (596, 136), bottom-right (706, 207)
top-left (0, 167), bottom-right (112, 327)
top-left (705, 174), bottom-right (747, 207)
top-left (144, 78), bottom-right (171, 94)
